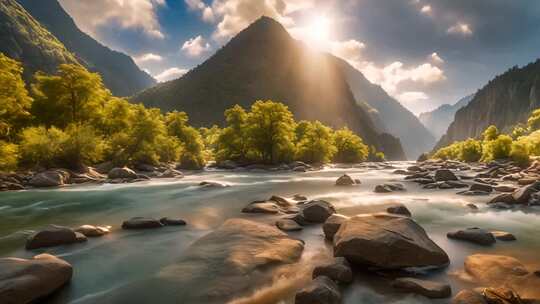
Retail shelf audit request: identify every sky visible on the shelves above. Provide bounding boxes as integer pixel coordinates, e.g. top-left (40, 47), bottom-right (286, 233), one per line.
top-left (57, 0), bottom-right (540, 115)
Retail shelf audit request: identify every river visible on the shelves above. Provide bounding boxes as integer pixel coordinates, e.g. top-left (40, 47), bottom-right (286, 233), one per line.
top-left (1, 162), bottom-right (539, 303)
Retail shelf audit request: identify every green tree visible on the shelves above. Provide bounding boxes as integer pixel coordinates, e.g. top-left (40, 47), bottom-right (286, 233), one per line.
top-left (296, 121), bottom-right (336, 163)
top-left (0, 53), bottom-right (33, 140)
top-left (0, 141), bottom-right (18, 171)
top-left (216, 105), bottom-right (249, 162)
top-left (31, 64), bottom-right (109, 128)
top-left (482, 125), bottom-right (499, 141)
top-left (59, 124), bottom-right (105, 169)
top-left (510, 140), bottom-right (530, 166)
top-left (19, 126), bottom-right (67, 168)
top-left (165, 111), bottom-right (205, 169)
top-left (527, 108), bottom-right (540, 131)
top-left (332, 127), bottom-right (368, 163)
top-left (482, 134), bottom-right (513, 161)
top-left (459, 138), bottom-right (482, 162)
top-left (245, 100), bottom-right (296, 164)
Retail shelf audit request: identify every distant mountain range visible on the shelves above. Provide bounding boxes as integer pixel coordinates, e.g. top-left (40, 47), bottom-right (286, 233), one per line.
top-left (436, 59), bottom-right (540, 150)
top-left (133, 17), bottom-right (407, 160)
top-left (0, 0), bottom-right (155, 96)
top-left (419, 94), bottom-right (474, 140)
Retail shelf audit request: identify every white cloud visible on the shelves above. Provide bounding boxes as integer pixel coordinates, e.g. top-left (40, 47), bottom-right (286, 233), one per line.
top-left (430, 52), bottom-right (444, 65)
top-left (185, 0), bottom-right (216, 22)
top-left (331, 39), bottom-right (365, 65)
top-left (397, 91), bottom-right (429, 104)
top-left (181, 36), bottom-right (211, 57)
top-left (134, 53), bottom-right (163, 64)
top-left (420, 5), bottom-right (432, 15)
top-left (58, 0), bottom-right (165, 39)
top-left (155, 67), bottom-right (188, 82)
top-left (447, 22), bottom-right (473, 36)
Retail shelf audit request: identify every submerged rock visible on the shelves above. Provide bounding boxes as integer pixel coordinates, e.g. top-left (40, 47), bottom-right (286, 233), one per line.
top-left (26, 225), bottom-right (87, 249)
top-left (374, 183), bottom-right (405, 193)
top-left (28, 170), bottom-right (69, 187)
top-left (199, 181), bottom-right (229, 189)
top-left (392, 277), bottom-right (451, 298)
top-left (293, 194), bottom-right (308, 201)
top-left (451, 290), bottom-right (487, 304)
top-left (323, 214), bottom-right (349, 240)
top-left (447, 228), bottom-right (496, 246)
top-left (301, 200), bottom-right (336, 223)
top-left (0, 254), bottom-right (73, 304)
top-left (74, 225), bottom-right (110, 237)
top-left (295, 276), bottom-right (341, 304)
top-left (312, 257), bottom-right (353, 284)
top-left (335, 174), bottom-right (357, 186)
top-left (122, 217), bottom-right (164, 229)
top-left (333, 213), bottom-right (449, 269)
top-left (159, 218), bottom-right (187, 226)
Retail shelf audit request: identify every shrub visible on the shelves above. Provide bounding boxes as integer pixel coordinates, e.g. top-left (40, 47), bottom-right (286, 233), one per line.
top-left (510, 140), bottom-right (530, 166)
top-left (296, 121), bottom-right (336, 164)
top-left (333, 127), bottom-right (368, 163)
top-left (481, 135), bottom-right (513, 161)
top-left (60, 124), bottom-right (105, 168)
top-left (0, 141), bottom-right (19, 171)
top-left (19, 126), bottom-right (67, 168)
top-left (459, 138), bottom-right (482, 162)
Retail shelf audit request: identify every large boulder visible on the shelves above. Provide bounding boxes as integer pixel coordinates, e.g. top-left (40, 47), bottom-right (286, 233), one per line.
top-left (323, 214), bottom-right (349, 240)
top-left (301, 200), bottom-right (336, 223)
top-left (335, 174), bottom-right (357, 186)
top-left (108, 167), bottom-right (138, 179)
top-left (28, 170), bottom-right (69, 187)
top-left (451, 290), bottom-right (487, 304)
top-left (312, 257), bottom-right (353, 284)
top-left (0, 254), bottom-right (73, 304)
top-left (295, 276), bottom-right (341, 304)
top-left (435, 169), bottom-right (458, 181)
top-left (447, 228), bottom-right (496, 246)
top-left (333, 213), bottom-right (449, 269)
top-left (121, 217), bottom-right (164, 229)
top-left (392, 277), bottom-right (451, 298)
top-left (26, 225), bottom-right (87, 249)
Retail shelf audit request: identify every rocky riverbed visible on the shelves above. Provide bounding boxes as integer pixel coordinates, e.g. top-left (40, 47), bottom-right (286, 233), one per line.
top-left (1, 161), bottom-right (540, 303)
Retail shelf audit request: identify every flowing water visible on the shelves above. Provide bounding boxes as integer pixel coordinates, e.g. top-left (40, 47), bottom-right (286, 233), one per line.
top-left (1, 162), bottom-right (540, 303)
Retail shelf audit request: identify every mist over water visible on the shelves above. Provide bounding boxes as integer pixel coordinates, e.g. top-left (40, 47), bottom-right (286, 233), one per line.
top-left (1, 162), bottom-right (539, 303)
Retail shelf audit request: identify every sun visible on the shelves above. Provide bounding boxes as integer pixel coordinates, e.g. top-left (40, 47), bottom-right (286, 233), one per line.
top-left (305, 15), bottom-right (332, 47)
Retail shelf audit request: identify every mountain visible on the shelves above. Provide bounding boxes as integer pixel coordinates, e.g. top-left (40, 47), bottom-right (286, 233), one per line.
top-left (17, 0), bottom-right (156, 96)
top-left (436, 59), bottom-right (540, 149)
top-left (133, 16), bottom-right (406, 160)
top-left (338, 61), bottom-right (436, 159)
top-left (419, 94), bottom-right (474, 140)
top-left (0, 0), bottom-right (78, 79)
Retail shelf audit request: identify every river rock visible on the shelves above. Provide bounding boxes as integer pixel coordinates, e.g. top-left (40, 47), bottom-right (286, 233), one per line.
top-left (157, 219), bottom-right (304, 303)
top-left (108, 167), bottom-right (138, 179)
top-left (494, 185), bottom-right (517, 193)
top-left (491, 230), bottom-right (516, 241)
top-left (312, 257), bottom-right (353, 284)
top-left (512, 181), bottom-right (540, 203)
top-left (159, 218), bottom-right (187, 226)
top-left (293, 194), bottom-right (308, 201)
top-left (0, 254), bottom-right (73, 304)
top-left (335, 174), bottom-right (357, 186)
top-left (451, 290), bottom-right (487, 304)
top-left (122, 217), bottom-right (164, 229)
top-left (333, 213), bottom-right (449, 269)
top-left (412, 178), bottom-right (435, 185)
top-left (386, 204), bottom-right (412, 217)
top-left (26, 225), bottom-right (87, 249)
top-left (457, 190), bottom-right (491, 196)
top-left (463, 254), bottom-right (529, 285)
top-left (435, 169), bottom-right (458, 181)
top-left (483, 287), bottom-right (524, 304)
top-left (466, 203), bottom-right (479, 210)
top-left (323, 214), bottom-right (349, 240)
top-left (199, 181), bottom-right (229, 188)
top-left (293, 166), bottom-right (307, 172)
top-left (276, 219), bottom-right (302, 231)
top-left (28, 170), bottom-right (69, 187)
top-left (470, 183), bottom-right (493, 193)
top-left (159, 169), bottom-right (183, 178)
top-left (216, 160), bottom-right (238, 169)
top-left (392, 277), bottom-right (451, 298)
top-left (447, 228), bottom-right (496, 246)
top-left (74, 225), bottom-right (110, 237)
top-left (374, 183), bottom-right (405, 193)
top-left (242, 200), bottom-right (281, 214)
top-left (301, 200), bottom-right (336, 223)
top-left (295, 276), bottom-right (341, 304)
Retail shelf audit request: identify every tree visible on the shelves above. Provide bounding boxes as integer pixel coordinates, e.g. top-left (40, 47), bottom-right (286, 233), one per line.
top-left (0, 141), bottom-right (18, 172)
top-left (31, 64), bottom-right (110, 128)
top-left (332, 127), bottom-right (368, 163)
top-left (296, 121), bottom-right (336, 163)
top-left (245, 100), bottom-right (296, 164)
top-left (215, 105), bottom-right (249, 162)
top-left (0, 53), bottom-right (32, 141)
top-left (510, 140), bottom-right (530, 166)
top-left (481, 134), bottom-right (513, 161)
top-left (459, 138), bottom-right (482, 162)
top-left (511, 123), bottom-right (529, 139)
top-left (59, 124), bottom-right (105, 169)
top-left (165, 111), bottom-right (205, 169)
top-left (527, 109), bottom-right (540, 131)
top-left (482, 125), bottom-right (499, 141)
top-left (19, 126), bottom-right (67, 168)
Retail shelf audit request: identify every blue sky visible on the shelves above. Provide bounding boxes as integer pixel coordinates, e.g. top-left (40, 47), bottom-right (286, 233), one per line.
top-left (57, 0), bottom-right (540, 115)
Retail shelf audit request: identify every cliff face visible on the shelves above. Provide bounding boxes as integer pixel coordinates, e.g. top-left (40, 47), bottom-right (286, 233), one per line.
top-left (419, 94), bottom-right (474, 140)
top-left (436, 59), bottom-right (540, 149)
top-left (0, 0), bottom-right (78, 79)
top-left (133, 16), bottom-right (406, 159)
top-left (17, 0), bottom-right (156, 96)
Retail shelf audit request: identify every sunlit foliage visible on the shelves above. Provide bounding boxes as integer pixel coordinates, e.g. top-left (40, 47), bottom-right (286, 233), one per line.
top-left (296, 121), bottom-right (336, 164)
top-left (0, 141), bottom-right (18, 171)
top-left (333, 127), bottom-right (368, 163)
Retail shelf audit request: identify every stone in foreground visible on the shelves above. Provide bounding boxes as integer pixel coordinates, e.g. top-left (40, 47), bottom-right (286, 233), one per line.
top-left (295, 276), bottom-right (341, 304)
top-left (26, 225), bottom-right (87, 249)
top-left (483, 287), bottom-right (524, 304)
top-left (451, 290), bottom-right (487, 304)
top-left (0, 254), bottom-right (72, 304)
top-left (435, 169), bottom-right (458, 181)
top-left (463, 254), bottom-right (528, 285)
top-left (28, 170), bottom-right (69, 187)
top-left (333, 213), bottom-right (449, 269)
top-left (323, 214), bottom-right (349, 240)
top-left (312, 257), bottom-right (353, 284)
top-left (392, 277), bottom-right (451, 298)
top-left (301, 200), bottom-right (336, 223)
top-left (122, 217), bottom-right (164, 229)
top-left (386, 204), bottom-right (411, 216)
top-left (447, 228), bottom-right (496, 246)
